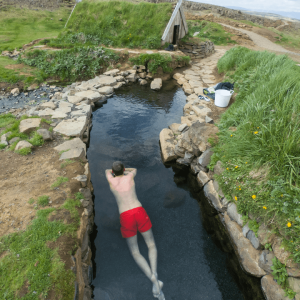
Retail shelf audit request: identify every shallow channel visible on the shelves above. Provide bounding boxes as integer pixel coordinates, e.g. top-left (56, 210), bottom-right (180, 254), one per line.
top-left (87, 82), bottom-right (245, 300)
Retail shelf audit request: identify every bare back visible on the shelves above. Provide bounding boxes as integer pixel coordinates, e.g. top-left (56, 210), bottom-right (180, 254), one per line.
top-left (106, 169), bottom-right (142, 214)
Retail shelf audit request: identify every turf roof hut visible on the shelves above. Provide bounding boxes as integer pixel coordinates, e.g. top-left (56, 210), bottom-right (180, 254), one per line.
top-left (161, 0), bottom-right (188, 46)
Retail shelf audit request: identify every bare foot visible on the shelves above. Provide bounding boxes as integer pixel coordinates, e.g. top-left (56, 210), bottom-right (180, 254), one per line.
top-left (154, 290), bottom-right (165, 300)
top-left (152, 280), bottom-right (163, 297)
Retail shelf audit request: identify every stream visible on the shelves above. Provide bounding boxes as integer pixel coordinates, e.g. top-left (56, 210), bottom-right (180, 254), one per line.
top-left (87, 82), bottom-right (246, 300)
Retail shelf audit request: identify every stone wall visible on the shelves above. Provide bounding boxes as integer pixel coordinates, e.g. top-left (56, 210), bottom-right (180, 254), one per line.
top-left (179, 41), bottom-right (215, 59)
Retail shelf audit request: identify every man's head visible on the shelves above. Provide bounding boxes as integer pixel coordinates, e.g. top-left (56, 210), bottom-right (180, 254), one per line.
top-left (112, 161), bottom-right (125, 176)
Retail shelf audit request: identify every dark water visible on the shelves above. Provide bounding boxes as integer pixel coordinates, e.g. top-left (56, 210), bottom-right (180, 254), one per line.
top-left (87, 82), bottom-right (244, 300)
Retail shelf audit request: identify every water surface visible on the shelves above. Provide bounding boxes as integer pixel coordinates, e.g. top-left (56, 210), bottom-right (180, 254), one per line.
top-left (87, 82), bottom-right (244, 300)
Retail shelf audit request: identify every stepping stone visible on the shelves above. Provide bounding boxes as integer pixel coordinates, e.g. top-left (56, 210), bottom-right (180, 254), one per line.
top-left (103, 69), bottom-right (119, 76)
top-left (151, 78), bottom-right (162, 90)
top-left (51, 111), bottom-right (68, 119)
top-left (55, 106), bottom-right (71, 113)
top-left (68, 96), bottom-right (84, 104)
top-left (97, 76), bottom-right (117, 87)
top-left (189, 81), bottom-right (203, 89)
top-left (183, 69), bottom-right (199, 76)
top-left (40, 102), bottom-right (56, 109)
top-left (19, 118), bottom-right (41, 133)
top-left (54, 137), bottom-right (86, 154)
top-left (177, 77), bottom-right (187, 85)
top-left (75, 91), bottom-right (102, 102)
top-left (53, 117), bottom-right (88, 137)
top-left (185, 74), bottom-right (201, 81)
top-left (38, 108), bottom-right (55, 117)
top-left (98, 86), bottom-right (114, 95)
top-left (59, 101), bottom-right (74, 108)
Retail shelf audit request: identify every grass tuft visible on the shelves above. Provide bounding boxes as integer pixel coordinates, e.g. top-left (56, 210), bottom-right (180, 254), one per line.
top-left (37, 195), bottom-right (50, 207)
top-left (51, 177), bottom-right (69, 189)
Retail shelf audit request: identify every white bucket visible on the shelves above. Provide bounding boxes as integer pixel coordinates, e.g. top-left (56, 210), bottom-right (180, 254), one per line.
top-left (214, 89), bottom-right (233, 108)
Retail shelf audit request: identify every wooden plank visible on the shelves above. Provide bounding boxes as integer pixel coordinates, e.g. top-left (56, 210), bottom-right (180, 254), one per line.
top-left (179, 6), bottom-right (188, 34)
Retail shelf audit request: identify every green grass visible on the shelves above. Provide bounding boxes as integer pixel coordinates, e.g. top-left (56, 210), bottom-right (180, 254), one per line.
top-left (48, 1), bottom-right (172, 49)
top-left (16, 147), bottom-right (32, 156)
top-left (60, 159), bottom-right (75, 169)
top-left (74, 192), bottom-right (84, 201)
top-left (269, 28), bottom-right (300, 51)
top-left (0, 6), bottom-right (71, 52)
top-left (0, 208), bottom-right (76, 299)
top-left (210, 46), bottom-right (300, 268)
top-left (37, 195), bottom-right (50, 207)
top-left (62, 199), bottom-right (81, 225)
top-left (28, 198), bottom-right (35, 204)
top-left (19, 46), bottom-right (119, 82)
top-left (51, 177), bottom-right (69, 189)
top-left (183, 20), bottom-right (237, 46)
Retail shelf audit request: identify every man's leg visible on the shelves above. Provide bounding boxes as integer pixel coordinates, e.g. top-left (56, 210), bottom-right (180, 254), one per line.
top-left (126, 234), bottom-right (163, 299)
top-left (141, 229), bottom-right (164, 299)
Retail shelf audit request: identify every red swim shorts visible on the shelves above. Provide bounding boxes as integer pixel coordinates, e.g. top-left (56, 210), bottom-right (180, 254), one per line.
top-left (120, 207), bottom-right (152, 238)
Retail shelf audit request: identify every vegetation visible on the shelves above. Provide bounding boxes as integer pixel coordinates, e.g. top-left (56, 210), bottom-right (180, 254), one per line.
top-left (47, 1), bottom-right (172, 49)
top-left (270, 28), bottom-right (300, 50)
top-left (0, 203), bottom-right (79, 299)
top-left (183, 20), bottom-right (237, 45)
top-left (51, 177), bottom-right (69, 189)
top-left (60, 159), bottom-right (75, 169)
top-left (271, 257), bottom-right (296, 298)
top-left (18, 46), bottom-right (119, 82)
top-left (37, 195), bottom-right (50, 207)
top-left (0, 114), bottom-right (50, 154)
top-left (209, 47), bottom-right (300, 268)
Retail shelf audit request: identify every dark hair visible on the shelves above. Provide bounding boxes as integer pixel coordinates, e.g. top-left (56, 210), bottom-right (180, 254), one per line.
top-left (112, 161), bottom-right (124, 176)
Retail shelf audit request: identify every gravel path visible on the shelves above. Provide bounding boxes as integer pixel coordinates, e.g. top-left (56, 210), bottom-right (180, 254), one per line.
top-left (221, 23), bottom-right (299, 55)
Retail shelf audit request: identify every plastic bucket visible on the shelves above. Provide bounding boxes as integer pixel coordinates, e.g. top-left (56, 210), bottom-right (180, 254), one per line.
top-left (214, 89), bottom-right (233, 108)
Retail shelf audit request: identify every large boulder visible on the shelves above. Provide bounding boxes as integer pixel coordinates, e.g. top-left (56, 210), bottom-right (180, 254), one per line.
top-left (19, 118), bottom-right (41, 133)
top-left (59, 148), bottom-right (87, 162)
top-left (151, 78), bottom-right (162, 90)
top-left (15, 140), bottom-right (33, 151)
top-left (261, 275), bottom-right (290, 300)
top-left (53, 117), bottom-right (88, 138)
top-left (224, 213), bottom-right (267, 277)
top-left (54, 137), bottom-right (86, 154)
top-left (159, 128), bottom-right (177, 163)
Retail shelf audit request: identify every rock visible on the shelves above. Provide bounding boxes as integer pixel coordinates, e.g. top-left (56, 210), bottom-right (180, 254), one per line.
top-left (287, 277), bottom-right (300, 300)
top-left (177, 77), bottom-right (188, 85)
top-left (37, 129), bottom-right (52, 141)
top-left (55, 106), bottom-right (71, 114)
top-left (75, 91), bottom-right (102, 102)
top-left (59, 101), bottom-right (73, 108)
top-left (15, 140), bottom-right (33, 151)
top-left (98, 86), bottom-right (114, 95)
top-left (169, 123), bottom-right (181, 134)
top-left (242, 223), bottom-right (250, 237)
top-left (182, 82), bottom-right (193, 94)
top-left (53, 118), bottom-right (88, 138)
top-left (173, 73), bottom-right (184, 80)
top-left (0, 141), bottom-right (8, 147)
top-left (185, 74), bottom-right (201, 81)
top-left (68, 95), bottom-right (84, 104)
top-left (213, 161), bottom-right (224, 175)
top-left (198, 149), bottom-right (213, 167)
top-left (38, 108), bottom-right (55, 117)
top-left (98, 76), bottom-right (117, 86)
top-left (205, 116), bottom-right (213, 123)
top-left (163, 190), bottom-right (186, 208)
top-left (114, 82), bottom-right (124, 89)
top-left (194, 87), bottom-right (204, 96)
top-left (59, 148), bottom-right (86, 162)
top-left (203, 180), bottom-right (224, 213)
top-left (258, 250), bottom-right (275, 274)
top-left (197, 171), bottom-right (210, 188)
top-left (272, 237), bottom-right (296, 268)
top-left (73, 175), bottom-right (87, 187)
top-left (151, 78), bottom-right (162, 90)
top-left (83, 287), bottom-right (92, 300)
top-left (159, 128), bottom-right (177, 163)
top-left (40, 101), bottom-right (56, 109)
top-left (9, 137), bottom-right (20, 144)
top-left (139, 79), bottom-right (147, 86)
top-left (126, 73), bottom-right (138, 82)
top-left (11, 88), bottom-right (19, 95)
top-left (139, 72), bottom-right (146, 79)
top-left (186, 94), bottom-right (200, 102)
top-left (287, 267), bottom-right (300, 278)
top-left (227, 202), bottom-right (243, 226)
top-left (114, 75), bottom-right (125, 82)
top-left (1, 131), bottom-right (12, 142)
top-left (19, 118), bottom-right (41, 133)
top-left (246, 230), bottom-right (262, 250)
top-left (178, 123), bottom-right (188, 132)
top-left (51, 111), bottom-right (68, 119)
top-left (257, 224), bottom-right (276, 245)
top-left (224, 213), bottom-right (266, 277)
top-left (189, 80), bottom-right (203, 89)
top-left (103, 69), bottom-right (119, 76)
top-left (54, 137), bottom-right (86, 155)
top-left (261, 275), bottom-right (290, 300)
top-left (212, 180), bottom-right (224, 198)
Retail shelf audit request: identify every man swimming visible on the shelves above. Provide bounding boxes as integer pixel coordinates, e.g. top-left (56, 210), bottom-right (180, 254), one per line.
top-left (105, 161), bottom-right (165, 300)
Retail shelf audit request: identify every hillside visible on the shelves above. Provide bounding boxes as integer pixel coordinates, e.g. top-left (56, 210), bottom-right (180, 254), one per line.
top-left (50, 1), bottom-right (173, 49)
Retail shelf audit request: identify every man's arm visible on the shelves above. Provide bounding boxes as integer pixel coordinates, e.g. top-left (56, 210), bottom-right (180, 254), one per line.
top-left (105, 169), bottom-right (114, 182)
top-left (124, 168), bottom-right (137, 177)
